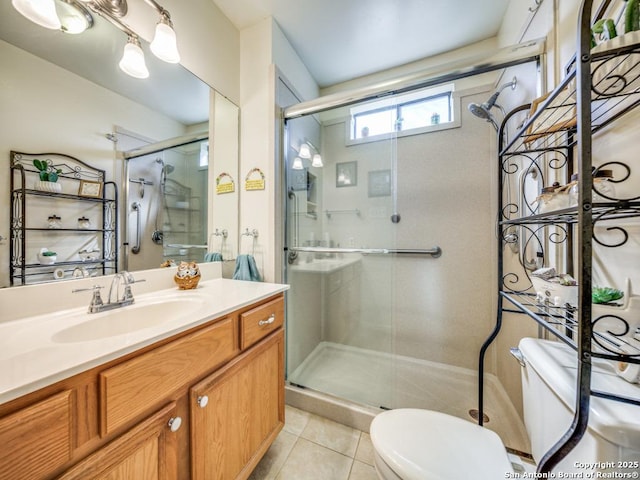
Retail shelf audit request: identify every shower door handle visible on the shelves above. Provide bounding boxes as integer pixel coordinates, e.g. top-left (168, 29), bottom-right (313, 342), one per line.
top-left (288, 246), bottom-right (442, 258)
top-left (131, 202), bottom-right (142, 254)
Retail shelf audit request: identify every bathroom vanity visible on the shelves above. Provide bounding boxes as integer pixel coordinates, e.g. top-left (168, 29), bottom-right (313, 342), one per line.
top-left (0, 276), bottom-right (287, 479)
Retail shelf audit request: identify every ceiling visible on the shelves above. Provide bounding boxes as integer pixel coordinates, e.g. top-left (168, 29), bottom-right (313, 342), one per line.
top-left (211, 0), bottom-right (511, 87)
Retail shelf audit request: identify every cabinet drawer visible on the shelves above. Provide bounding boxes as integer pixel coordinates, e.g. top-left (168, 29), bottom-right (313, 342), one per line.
top-left (100, 317), bottom-right (237, 436)
top-left (0, 390), bottom-right (73, 480)
top-left (240, 296), bottom-right (284, 350)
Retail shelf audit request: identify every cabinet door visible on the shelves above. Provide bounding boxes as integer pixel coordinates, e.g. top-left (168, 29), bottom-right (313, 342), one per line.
top-left (191, 330), bottom-right (284, 480)
top-left (59, 402), bottom-right (179, 480)
top-left (0, 390), bottom-right (73, 480)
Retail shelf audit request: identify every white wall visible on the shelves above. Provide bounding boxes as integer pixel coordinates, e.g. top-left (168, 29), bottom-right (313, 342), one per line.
top-left (239, 18), bottom-right (319, 282)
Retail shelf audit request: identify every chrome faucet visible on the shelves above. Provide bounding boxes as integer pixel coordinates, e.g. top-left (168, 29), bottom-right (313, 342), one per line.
top-left (73, 271), bottom-right (144, 313)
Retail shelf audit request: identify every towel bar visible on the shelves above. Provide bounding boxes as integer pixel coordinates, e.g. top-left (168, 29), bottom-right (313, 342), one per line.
top-left (288, 246), bottom-right (442, 258)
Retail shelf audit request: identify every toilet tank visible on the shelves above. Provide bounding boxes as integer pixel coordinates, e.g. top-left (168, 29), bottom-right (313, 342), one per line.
top-left (519, 337), bottom-right (640, 475)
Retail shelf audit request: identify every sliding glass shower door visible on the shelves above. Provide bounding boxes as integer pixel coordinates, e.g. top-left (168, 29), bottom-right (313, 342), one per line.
top-left (284, 102), bottom-right (403, 409)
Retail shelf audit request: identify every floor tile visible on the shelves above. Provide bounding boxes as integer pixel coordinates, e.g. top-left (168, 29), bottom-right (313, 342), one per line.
top-left (349, 460), bottom-right (378, 480)
top-left (249, 430), bottom-right (297, 480)
top-left (354, 433), bottom-right (375, 466)
top-left (301, 414), bottom-right (361, 457)
top-left (275, 438), bottom-right (353, 480)
top-left (283, 405), bottom-right (311, 436)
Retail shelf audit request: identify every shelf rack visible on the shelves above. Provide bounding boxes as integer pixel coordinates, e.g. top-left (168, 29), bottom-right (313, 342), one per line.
top-left (10, 151), bottom-right (118, 285)
top-left (478, 0), bottom-right (640, 473)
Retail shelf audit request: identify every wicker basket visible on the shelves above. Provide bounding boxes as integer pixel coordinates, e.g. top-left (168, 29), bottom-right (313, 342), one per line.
top-left (174, 273), bottom-right (201, 290)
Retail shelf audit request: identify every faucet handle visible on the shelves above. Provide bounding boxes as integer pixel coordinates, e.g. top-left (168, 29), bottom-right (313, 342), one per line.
top-left (72, 285), bottom-right (104, 294)
top-left (72, 285), bottom-right (104, 312)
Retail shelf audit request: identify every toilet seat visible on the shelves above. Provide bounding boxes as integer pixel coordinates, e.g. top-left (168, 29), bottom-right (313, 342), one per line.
top-left (370, 409), bottom-right (514, 480)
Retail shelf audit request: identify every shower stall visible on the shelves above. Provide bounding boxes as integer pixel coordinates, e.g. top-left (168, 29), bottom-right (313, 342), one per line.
top-left (121, 132), bottom-right (209, 271)
top-left (282, 50), bottom-right (541, 451)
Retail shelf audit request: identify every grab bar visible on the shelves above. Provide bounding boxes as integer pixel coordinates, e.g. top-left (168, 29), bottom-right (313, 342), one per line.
top-left (288, 246), bottom-right (442, 258)
top-left (131, 202), bottom-right (142, 254)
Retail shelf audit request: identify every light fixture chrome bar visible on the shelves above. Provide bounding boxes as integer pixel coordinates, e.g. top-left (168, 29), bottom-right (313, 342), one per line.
top-left (289, 246), bottom-right (442, 258)
top-left (283, 38), bottom-right (545, 119)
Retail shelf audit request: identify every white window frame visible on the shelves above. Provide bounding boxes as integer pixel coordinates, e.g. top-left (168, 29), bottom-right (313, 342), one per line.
top-left (345, 83), bottom-right (461, 146)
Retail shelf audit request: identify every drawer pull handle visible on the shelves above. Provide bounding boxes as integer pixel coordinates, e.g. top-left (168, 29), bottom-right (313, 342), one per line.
top-left (168, 416), bottom-right (182, 432)
top-left (197, 395), bottom-right (209, 408)
top-left (258, 314), bottom-right (276, 326)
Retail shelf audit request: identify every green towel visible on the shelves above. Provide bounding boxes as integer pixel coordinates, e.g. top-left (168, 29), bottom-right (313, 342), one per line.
top-left (204, 252), bottom-right (223, 262)
top-left (232, 254), bottom-right (262, 282)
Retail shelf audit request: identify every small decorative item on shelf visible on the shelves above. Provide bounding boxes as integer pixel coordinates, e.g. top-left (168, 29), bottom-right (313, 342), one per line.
top-left (531, 267), bottom-right (578, 307)
top-left (78, 248), bottom-right (100, 261)
top-left (592, 286), bottom-right (624, 305)
top-left (33, 159), bottom-right (62, 193)
top-left (568, 169), bottom-right (616, 206)
top-left (160, 259), bottom-right (176, 268)
top-left (78, 180), bottom-right (103, 198)
top-left (47, 214), bottom-right (62, 229)
top-left (37, 248), bottom-right (57, 265)
top-left (430, 112), bottom-right (440, 125)
top-left (536, 182), bottom-right (570, 213)
top-left (174, 261), bottom-right (201, 290)
top-left (77, 216), bottom-right (91, 229)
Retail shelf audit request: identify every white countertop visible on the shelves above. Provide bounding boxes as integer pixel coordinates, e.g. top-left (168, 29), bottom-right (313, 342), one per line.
top-left (0, 278), bottom-right (288, 405)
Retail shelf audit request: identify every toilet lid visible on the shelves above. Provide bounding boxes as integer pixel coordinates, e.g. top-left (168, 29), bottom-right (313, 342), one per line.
top-left (370, 409), bottom-right (514, 480)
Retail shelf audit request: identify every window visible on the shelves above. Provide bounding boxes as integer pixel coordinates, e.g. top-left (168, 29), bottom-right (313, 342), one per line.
top-left (349, 84), bottom-right (457, 141)
top-left (199, 141), bottom-right (209, 168)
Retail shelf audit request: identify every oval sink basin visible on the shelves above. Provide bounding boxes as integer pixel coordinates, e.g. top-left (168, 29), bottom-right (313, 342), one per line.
top-left (52, 297), bottom-right (205, 343)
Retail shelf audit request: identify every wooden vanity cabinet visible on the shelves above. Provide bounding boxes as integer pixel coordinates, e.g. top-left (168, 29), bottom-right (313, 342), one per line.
top-left (0, 389), bottom-right (73, 480)
top-left (58, 402), bottom-right (179, 480)
top-left (191, 330), bottom-right (285, 480)
top-left (0, 293), bottom-right (284, 480)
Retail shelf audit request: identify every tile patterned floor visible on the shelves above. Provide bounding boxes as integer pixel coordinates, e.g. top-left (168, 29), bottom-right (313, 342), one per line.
top-left (249, 406), bottom-right (378, 480)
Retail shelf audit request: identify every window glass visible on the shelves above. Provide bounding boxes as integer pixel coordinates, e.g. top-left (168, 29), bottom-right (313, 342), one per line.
top-left (350, 84), bottom-right (454, 140)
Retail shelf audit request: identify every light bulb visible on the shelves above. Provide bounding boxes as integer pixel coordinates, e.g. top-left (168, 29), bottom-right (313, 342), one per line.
top-left (12, 0), bottom-right (61, 30)
top-left (150, 15), bottom-right (180, 63)
top-left (292, 157), bottom-right (304, 170)
top-left (119, 36), bottom-right (149, 79)
top-left (298, 143), bottom-right (311, 159)
top-left (57, 0), bottom-right (92, 34)
top-left (311, 154), bottom-right (323, 168)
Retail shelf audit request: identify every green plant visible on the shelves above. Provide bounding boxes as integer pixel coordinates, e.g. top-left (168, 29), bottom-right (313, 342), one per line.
top-left (33, 159), bottom-right (62, 182)
top-left (626, 0), bottom-right (640, 33)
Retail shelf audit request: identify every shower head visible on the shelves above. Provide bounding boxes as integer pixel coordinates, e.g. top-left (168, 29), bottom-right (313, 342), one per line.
top-left (163, 164), bottom-right (175, 175)
top-left (468, 102), bottom-right (493, 121)
top-left (467, 76), bottom-right (517, 129)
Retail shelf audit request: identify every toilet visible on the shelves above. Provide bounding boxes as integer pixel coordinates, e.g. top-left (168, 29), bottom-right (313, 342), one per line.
top-left (370, 337), bottom-right (640, 479)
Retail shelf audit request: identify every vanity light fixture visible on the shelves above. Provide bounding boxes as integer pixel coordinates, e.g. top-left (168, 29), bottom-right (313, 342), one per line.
top-left (119, 35), bottom-right (149, 79)
top-left (13, 0), bottom-right (180, 79)
top-left (292, 157), bottom-right (304, 170)
top-left (12, 0), bottom-right (62, 30)
top-left (298, 143), bottom-right (311, 159)
top-left (311, 153), bottom-right (323, 168)
top-left (150, 10), bottom-right (180, 63)
top-left (57, 0), bottom-right (93, 33)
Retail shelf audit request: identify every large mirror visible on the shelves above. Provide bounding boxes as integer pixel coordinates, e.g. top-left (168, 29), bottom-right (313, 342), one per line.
top-left (0, 1), bottom-right (239, 286)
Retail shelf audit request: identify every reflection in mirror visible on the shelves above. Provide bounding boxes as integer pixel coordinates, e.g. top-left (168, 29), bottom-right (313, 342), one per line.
top-left (121, 132), bottom-right (210, 271)
top-left (0, 1), bottom-right (239, 286)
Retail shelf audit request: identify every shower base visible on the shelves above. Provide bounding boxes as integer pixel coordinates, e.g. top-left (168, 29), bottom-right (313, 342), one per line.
top-left (288, 341), bottom-right (530, 453)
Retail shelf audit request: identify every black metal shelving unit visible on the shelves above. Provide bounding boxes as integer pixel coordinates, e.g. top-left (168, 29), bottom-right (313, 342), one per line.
top-left (10, 151), bottom-right (118, 285)
top-left (478, 0), bottom-right (640, 473)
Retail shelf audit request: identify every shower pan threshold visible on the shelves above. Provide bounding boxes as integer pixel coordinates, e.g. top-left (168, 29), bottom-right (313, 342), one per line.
top-left (287, 341), bottom-right (530, 453)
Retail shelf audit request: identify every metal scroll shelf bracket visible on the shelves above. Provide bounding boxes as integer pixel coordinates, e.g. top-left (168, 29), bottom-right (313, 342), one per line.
top-left (325, 209), bottom-right (360, 219)
top-left (289, 246), bottom-right (442, 258)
